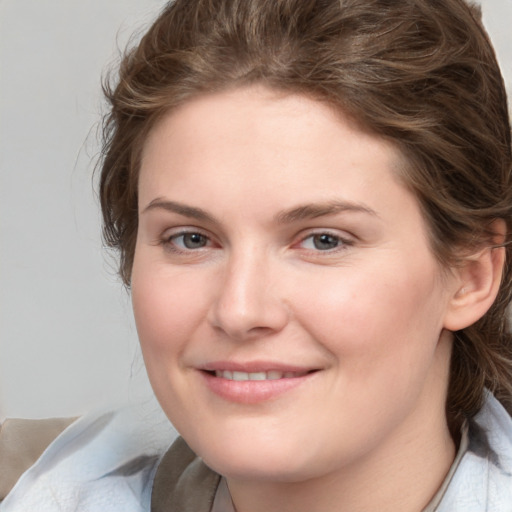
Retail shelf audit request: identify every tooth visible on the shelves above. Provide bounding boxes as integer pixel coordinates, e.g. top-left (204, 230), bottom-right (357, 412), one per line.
top-left (213, 370), bottom-right (304, 381)
top-left (249, 372), bottom-right (266, 380)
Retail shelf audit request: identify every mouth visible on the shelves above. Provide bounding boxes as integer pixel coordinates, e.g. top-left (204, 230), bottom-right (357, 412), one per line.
top-left (207, 369), bottom-right (314, 381)
top-left (199, 365), bottom-right (319, 403)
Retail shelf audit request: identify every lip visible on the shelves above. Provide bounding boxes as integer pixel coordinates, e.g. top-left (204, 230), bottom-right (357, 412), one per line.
top-left (201, 360), bottom-right (315, 373)
top-left (198, 361), bottom-right (319, 404)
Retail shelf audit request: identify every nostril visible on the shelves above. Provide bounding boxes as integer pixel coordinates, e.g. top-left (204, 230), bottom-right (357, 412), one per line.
top-left (207, 283), bottom-right (289, 341)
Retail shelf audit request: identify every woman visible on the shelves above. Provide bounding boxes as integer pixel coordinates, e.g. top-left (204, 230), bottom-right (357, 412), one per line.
top-left (2, 0), bottom-right (511, 510)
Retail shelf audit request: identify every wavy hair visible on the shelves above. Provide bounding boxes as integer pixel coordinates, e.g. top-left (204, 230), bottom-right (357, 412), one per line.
top-left (99, 0), bottom-right (512, 427)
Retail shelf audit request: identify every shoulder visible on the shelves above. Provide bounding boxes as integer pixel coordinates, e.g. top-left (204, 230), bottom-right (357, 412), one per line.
top-left (0, 403), bottom-right (177, 512)
top-left (438, 392), bottom-right (512, 512)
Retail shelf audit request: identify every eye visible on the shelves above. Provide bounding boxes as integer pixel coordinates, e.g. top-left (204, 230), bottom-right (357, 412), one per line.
top-left (299, 233), bottom-right (348, 251)
top-left (166, 231), bottom-right (210, 250)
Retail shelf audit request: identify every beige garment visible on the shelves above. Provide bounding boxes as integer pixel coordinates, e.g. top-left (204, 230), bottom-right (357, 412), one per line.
top-left (152, 436), bottom-right (220, 512)
top-left (0, 417), bottom-right (76, 500)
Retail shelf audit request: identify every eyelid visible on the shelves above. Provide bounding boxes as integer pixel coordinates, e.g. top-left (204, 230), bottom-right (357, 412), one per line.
top-left (159, 226), bottom-right (218, 251)
top-left (294, 229), bottom-right (355, 251)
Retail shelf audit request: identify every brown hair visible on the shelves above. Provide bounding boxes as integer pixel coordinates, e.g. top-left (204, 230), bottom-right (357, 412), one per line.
top-left (99, 0), bottom-right (512, 425)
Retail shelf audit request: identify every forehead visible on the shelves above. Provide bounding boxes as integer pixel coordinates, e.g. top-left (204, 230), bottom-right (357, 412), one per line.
top-left (139, 86), bottom-right (402, 200)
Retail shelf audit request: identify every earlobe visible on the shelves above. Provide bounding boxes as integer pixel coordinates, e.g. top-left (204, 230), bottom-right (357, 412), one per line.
top-left (443, 230), bottom-right (506, 332)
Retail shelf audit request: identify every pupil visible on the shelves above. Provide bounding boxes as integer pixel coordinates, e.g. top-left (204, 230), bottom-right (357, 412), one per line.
top-left (184, 233), bottom-right (206, 249)
top-left (314, 234), bottom-right (338, 250)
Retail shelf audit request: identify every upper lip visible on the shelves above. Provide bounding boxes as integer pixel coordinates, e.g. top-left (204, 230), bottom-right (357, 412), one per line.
top-left (199, 361), bottom-right (319, 373)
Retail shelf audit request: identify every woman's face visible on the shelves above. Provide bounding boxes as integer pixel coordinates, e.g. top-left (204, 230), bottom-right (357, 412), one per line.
top-left (132, 86), bottom-right (458, 481)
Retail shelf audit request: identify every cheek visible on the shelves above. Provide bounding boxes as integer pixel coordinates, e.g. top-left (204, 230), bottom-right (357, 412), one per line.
top-left (131, 257), bottom-right (207, 359)
top-left (295, 257), bottom-right (447, 367)
top-left (292, 261), bottom-right (450, 440)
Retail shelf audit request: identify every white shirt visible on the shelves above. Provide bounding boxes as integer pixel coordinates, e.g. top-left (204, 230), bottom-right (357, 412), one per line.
top-left (1, 392), bottom-right (511, 512)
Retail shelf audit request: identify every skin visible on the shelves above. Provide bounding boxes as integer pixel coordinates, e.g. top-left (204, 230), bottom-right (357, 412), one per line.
top-left (132, 85), bottom-right (467, 511)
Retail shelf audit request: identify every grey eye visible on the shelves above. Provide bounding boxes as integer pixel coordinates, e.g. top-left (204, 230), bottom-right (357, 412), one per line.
top-left (312, 234), bottom-right (340, 250)
top-left (176, 233), bottom-right (208, 249)
top-left (300, 233), bottom-right (343, 251)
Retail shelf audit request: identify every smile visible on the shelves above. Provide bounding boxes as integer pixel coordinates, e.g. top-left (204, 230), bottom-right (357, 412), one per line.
top-left (213, 370), bottom-right (310, 381)
top-left (200, 367), bottom-right (319, 404)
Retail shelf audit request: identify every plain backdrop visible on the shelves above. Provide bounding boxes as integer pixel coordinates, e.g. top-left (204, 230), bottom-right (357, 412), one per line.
top-left (1, 0), bottom-right (511, 420)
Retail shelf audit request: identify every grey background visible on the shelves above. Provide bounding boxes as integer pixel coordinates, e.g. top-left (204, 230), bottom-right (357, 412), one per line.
top-left (1, 0), bottom-right (511, 420)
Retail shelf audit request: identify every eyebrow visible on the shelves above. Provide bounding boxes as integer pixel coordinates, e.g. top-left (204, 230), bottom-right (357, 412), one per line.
top-left (275, 200), bottom-right (378, 224)
top-left (142, 198), bottom-right (378, 224)
top-left (142, 198), bottom-right (215, 222)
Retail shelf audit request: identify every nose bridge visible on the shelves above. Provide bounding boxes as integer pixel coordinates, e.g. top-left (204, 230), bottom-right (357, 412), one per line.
top-left (209, 244), bottom-right (287, 339)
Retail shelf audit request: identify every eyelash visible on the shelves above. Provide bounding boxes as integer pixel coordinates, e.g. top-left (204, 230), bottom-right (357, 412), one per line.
top-left (296, 231), bottom-right (354, 253)
top-left (158, 229), bottom-right (353, 255)
top-left (159, 230), bottom-right (214, 253)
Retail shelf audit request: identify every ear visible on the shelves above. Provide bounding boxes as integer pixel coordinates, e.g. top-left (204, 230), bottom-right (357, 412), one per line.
top-left (443, 220), bottom-right (506, 331)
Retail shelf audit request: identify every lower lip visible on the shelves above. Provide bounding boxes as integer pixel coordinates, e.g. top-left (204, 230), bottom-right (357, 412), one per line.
top-left (200, 371), bottom-right (315, 404)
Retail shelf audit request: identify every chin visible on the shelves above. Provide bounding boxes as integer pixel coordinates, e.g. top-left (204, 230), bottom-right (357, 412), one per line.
top-left (205, 456), bottom-right (311, 483)
top-left (187, 432), bottom-right (318, 482)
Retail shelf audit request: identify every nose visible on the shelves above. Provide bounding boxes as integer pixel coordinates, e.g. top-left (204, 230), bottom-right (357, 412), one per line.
top-left (208, 249), bottom-right (289, 341)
